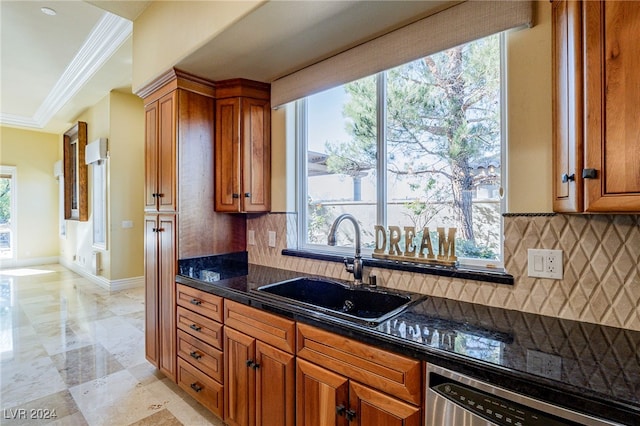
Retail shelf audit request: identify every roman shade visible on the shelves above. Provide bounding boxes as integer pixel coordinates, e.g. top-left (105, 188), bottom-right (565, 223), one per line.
top-left (271, 0), bottom-right (533, 107)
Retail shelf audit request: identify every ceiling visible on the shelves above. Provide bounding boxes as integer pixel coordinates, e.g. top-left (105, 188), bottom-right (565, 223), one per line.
top-left (0, 0), bottom-right (453, 135)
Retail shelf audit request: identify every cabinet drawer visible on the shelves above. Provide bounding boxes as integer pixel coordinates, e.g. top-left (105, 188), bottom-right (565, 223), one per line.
top-left (176, 284), bottom-right (223, 322)
top-left (177, 358), bottom-right (224, 418)
top-left (224, 300), bottom-right (295, 353)
top-left (177, 330), bottom-right (223, 382)
top-left (177, 306), bottom-right (223, 349)
top-left (297, 323), bottom-right (422, 405)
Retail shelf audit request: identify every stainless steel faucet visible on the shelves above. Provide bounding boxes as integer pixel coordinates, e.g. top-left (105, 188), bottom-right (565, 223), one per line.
top-left (327, 213), bottom-right (363, 285)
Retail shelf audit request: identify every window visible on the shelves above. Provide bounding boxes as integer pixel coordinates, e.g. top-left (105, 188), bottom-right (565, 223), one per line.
top-left (92, 159), bottom-right (107, 248)
top-left (0, 166), bottom-right (17, 260)
top-left (297, 33), bottom-right (505, 267)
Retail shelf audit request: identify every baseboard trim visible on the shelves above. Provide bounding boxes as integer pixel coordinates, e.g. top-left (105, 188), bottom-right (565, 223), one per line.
top-left (59, 258), bottom-right (143, 292)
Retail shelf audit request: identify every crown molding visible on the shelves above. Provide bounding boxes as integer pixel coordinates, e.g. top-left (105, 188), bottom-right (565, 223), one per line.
top-left (0, 12), bottom-right (132, 130)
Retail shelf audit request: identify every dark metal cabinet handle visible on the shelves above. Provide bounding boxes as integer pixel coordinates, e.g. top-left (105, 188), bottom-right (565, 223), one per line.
top-left (190, 351), bottom-right (202, 360)
top-left (190, 298), bottom-right (202, 306)
top-left (189, 324), bottom-right (201, 332)
top-left (152, 193), bottom-right (157, 198)
top-left (345, 409), bottom-right (356, 422)
top-left (561, 173), bottom-right (575, 183)
top-left (232, 193), bottom-right (240, 199)
top-left (336, 405), bottom-right (346, 416)
top-left (246, 360), bottom-right (255, 368)
top-left (244, 192), bottom-right (251, 198)
top-left (157, 193), bottom-right (164, 198)
top-left (190, 383), bottom-right (203, 392)
top-left (582, 168), bottom-right (597, 179)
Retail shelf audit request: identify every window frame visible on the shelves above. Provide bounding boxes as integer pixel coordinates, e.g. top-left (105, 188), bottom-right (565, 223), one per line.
top-left (296, 33), bottom-right (507, 269)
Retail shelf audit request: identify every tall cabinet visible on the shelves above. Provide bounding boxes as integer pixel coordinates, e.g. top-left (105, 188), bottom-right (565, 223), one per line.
top-left (139, 69), bottom-right (246, 382)
top-left (553, 0), bottom-right (640, 212)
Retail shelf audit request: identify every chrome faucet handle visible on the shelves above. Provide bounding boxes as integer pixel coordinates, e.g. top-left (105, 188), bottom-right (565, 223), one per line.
top-left (343, 257), bottom-right (354, 273)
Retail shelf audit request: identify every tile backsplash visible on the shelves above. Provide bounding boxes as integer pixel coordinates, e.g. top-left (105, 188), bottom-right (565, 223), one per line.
top-left (246, 213), bottom-right (640, 331)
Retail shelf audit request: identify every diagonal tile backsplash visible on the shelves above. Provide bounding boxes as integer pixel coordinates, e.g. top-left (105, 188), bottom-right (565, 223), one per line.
top-left (247, 213), bottom-right (640, 331)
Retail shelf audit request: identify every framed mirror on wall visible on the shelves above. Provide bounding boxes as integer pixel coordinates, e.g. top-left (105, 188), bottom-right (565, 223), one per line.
top-left (63, 121), bottom-right (88, 221)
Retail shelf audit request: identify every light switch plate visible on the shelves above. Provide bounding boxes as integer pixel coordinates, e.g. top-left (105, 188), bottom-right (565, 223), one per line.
top-left (268, 231), bottom-right (276, 248)
top-left (248, 230), bottom-right (256, 245)
top-left (527, 249), bottom-right (563, 279)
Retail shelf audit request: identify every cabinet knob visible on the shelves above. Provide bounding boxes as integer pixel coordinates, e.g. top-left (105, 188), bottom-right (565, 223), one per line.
top-left (189, 323), bottom-right (202, 332)
top-left (152, 193), bottom-right (157, 198)
top-left (232, 193), bottom-right (240, 199)
top-left (244, 192), bottom-right (251, 198)
top-left (336, 405), bottom-right (346, 416)
top-left (561, 173), bottom-right (575, 183)
top-left (190, 298), bottom-right (202, 306)
top-left (190, 383), bottom-right (203, 393)
top-left (190, 351), bottom-right (202, 360)
top-left (582, 168), bottom-right (597, 179)
top-left (157, 193), bottom-right (164, 198)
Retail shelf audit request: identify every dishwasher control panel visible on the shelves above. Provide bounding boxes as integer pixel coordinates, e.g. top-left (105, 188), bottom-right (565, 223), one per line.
top-left (431, 378), bottom-right (582, 426)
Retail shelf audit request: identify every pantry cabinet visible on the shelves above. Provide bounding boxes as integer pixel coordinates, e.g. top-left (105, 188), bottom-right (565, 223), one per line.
top-left (215, 79), bottom-right (271, 213)
top-left (139, 69), bottom-right (247, 387)
top-left (144, 214), bottom-right (176, 379)
top-left (552, 0), bottom-right (640, 212)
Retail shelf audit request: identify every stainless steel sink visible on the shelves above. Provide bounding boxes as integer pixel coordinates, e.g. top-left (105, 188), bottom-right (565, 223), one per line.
top-left (256, 277), bottom-right (426, 325)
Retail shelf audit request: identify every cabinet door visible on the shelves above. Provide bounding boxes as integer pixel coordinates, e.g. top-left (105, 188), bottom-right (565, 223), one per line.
top-left (552, 0), bottom-right (583, 212)
top-left (158, 214), bottom-right (176, 380)
top-left (241, 98), bottom-right (271, 212)
top-left (157, 92), bottom-right (177, 212)
top-left (215, 98), bottom-right (241, 212)
top-left (144, 103), bottom-right (159, 211)
top-left (584, 1), bottom-right (640, 212)
top-left (225, 327), bottom-right (256, 426)
top-left (143, 215), bottom-right (159, 366)
top-left (255, 342), bottom-right (294, 426)
top-left (349, 381), bottom-right (421, 426)
top-left (296, 359), bottom-right (349, 426)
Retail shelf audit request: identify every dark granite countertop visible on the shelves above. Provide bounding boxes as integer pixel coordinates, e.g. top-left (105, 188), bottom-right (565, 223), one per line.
top-left (176, 255), bottom-right (640, 425)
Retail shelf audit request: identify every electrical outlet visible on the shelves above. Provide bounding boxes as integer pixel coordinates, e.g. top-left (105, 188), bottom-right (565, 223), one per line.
top-left (526, 349), bottom-right (562, 380)
top-left (248, 230), bottom-right (256, 245)
top-left (268, 231), bottom-right (276, 248)
top-left (527, 249), bottom-right (563, 279)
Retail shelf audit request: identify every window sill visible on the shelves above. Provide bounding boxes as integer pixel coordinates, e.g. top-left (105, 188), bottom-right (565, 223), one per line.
top-left (282, 249), bottom-right (514, 286)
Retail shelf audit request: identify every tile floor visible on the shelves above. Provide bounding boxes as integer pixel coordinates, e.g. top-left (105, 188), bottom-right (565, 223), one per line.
top-left (0, 264), bottom-right (224, 426)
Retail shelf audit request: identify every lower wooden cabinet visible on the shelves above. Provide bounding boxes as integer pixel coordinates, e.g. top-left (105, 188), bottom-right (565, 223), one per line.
top-left (296, 358), bottom-right (421, 426)
top-left (175, 284), bottom-right (225, 420)
top-left (177, 358), bottom-right (224, 417)
top-left (224, 301), bottom-right (295, 426)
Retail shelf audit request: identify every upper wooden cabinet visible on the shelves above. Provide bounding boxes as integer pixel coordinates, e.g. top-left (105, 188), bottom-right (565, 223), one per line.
top-left (145, 92), bottom-right (177, 212)
top-left (553, 0), bottom-right (640, 212)
top-left (215, 79), bottom-right (271, 213)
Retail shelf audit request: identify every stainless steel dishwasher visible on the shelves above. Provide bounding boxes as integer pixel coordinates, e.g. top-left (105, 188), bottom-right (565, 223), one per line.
top-left (425, 364), bottom-right (622, 426)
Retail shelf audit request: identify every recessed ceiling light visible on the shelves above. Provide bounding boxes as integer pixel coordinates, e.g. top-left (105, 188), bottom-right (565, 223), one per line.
top-left (41, 7), bottom-right (57, 16)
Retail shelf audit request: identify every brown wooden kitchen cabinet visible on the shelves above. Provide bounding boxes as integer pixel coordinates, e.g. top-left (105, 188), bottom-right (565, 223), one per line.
top-left (215, 79), bottom-right (271, 213)
top-left (224, 300), bottom-right (295, 426)
top-left (144, 214), bottom-right (176, 380)
top-left (553, 0), bottom-right (640, 212)
top-left (297, 359), bottom-right (421, 426)
top-left (144, 92), bottom-right (177, 212)
top-left (175, 284), bottom-right (225, 418)
top-left (296, 323), bottom-right (423, 426)
top-left (139, 70), bottom-right (247, 387)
